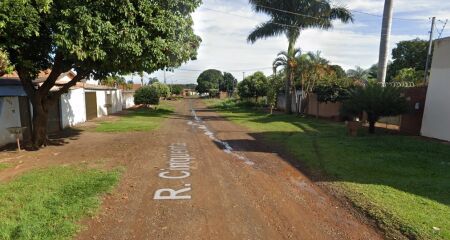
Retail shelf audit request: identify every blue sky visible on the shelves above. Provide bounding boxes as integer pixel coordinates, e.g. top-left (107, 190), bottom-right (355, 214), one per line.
top-left (130, 0), bottom-right (450, 84)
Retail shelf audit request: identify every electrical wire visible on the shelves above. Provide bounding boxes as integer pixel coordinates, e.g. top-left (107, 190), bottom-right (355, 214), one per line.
top-left (436, 19), bottom-right (448, 39)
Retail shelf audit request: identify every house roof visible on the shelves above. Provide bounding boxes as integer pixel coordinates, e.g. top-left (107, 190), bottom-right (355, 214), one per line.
top-left (0, 78), bottom-right (23, 86)
top-left (78, 82), bottom-right (118, 90)
top-left (0, 70), bottom-right (83, 96)
top-left (0, 86), bottom-right (27, 96)
top-left (117, 83), bottom-right (141, 91)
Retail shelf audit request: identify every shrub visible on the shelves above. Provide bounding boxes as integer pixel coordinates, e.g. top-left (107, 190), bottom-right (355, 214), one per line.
top-left (134, 86), bottom-right (160, 107)
top-left (237, 71), bottom-right (268, 101)
top-left (342, 83), bottom-right (409, 134)
top-left (151, 82), bottom-right (171, 99)
top-left (208, 89), bottom-right (220, 98)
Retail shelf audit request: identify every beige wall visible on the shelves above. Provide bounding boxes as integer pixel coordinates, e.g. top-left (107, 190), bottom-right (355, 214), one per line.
top-left (307, 93), bottom-right (342, 118)
top-left (421, 37), bottom-right (450, 141)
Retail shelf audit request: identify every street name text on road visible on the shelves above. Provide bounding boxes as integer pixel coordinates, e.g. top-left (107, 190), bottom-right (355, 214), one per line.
top-left (154, 143), bottom-right (193, 200)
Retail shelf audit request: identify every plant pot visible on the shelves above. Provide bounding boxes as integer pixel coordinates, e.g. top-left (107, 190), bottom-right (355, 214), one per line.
top-left (347, 121), bottom-right (362, 137)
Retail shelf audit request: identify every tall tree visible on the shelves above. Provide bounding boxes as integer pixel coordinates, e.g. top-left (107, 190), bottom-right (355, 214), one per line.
top-left (247, 0), bottom-right (353, 113)
top-left (0, 0), bottom-right (201, 148)
top-left (222, 72), bottom-right (238, 94)
top-left (390, 38), bottom-right (429, 80)
top-left (237, 71), bottom-right (268, 102)
top-left (273, 48), bottom-right (301, 112)
top-left (296, 51), bottom-right (332, 113)
top-left (196, 69), bottom-right (223, 94)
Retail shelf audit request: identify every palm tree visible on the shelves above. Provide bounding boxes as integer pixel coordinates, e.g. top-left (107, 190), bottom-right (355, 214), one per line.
top-left (296, 51), bottom-right (332, 113)
top-left (273, 48), bottom-right (301, 112)
top-left (347, 66), bottom-right (369, 83)
top-left (248, 0), bottom-right (353, 113)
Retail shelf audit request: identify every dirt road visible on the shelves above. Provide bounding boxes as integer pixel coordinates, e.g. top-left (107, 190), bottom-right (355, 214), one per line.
top-left (73, 99), bottom-right (382, 240)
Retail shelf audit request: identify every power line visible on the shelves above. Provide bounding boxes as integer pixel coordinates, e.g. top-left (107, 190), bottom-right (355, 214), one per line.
top-left (254, 4), bottom-right (325, 20)
top-left (254, 2), bottom-right (429, 22)
top-left (203, 7), bottom-right (300, 29)
top-left (436, 19), bottom-right (448, 39)
top-left (177, 67), bottom-right (273, 73)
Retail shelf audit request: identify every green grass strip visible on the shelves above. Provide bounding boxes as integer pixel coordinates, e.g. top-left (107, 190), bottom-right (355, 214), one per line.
top-left (95, 105), bottom-right (173, 133)
top-left (0, 167), bottom-right (120, 240)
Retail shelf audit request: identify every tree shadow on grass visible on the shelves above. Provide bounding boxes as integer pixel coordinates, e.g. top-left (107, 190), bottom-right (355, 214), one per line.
top-left (214, 110), bottom-right (450, 207)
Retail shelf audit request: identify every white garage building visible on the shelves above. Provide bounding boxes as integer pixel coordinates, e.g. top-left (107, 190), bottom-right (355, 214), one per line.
top-left (421, 37), bottom-right (450, 141)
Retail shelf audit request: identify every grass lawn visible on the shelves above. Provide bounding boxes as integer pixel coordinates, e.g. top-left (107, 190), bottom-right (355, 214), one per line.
top-left (0, 163), bottom-right (11, 171)
top-left (207, 99), bottom-right (450, 240)
top-left (0, 167), bottom-right (120, 240)
top-left (95, 101), bottom-right (174, 132)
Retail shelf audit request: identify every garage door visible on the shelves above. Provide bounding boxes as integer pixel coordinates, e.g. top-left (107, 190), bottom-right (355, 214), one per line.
top-left (85, 92), bottom-right (97, 120)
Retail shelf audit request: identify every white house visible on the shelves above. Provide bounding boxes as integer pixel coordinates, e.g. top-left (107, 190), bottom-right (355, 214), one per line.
top-left (60, 87), bottom-right (87, 128)
top-left (1, 71), bottom-right (129, 147)
top-left (83, 85), bottom-right (123, 119)
top-left (0, 78), bottom-right (30, 146)
top-left (122, 90), bottom-right (135, 109)
top-left (421, 37), bottom-right (450, 141)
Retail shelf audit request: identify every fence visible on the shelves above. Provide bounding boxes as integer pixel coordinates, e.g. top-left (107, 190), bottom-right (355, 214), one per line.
top-left (275, 86), bottom-right (428, 135)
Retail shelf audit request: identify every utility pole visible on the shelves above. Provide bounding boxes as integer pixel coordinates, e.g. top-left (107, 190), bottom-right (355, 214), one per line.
top-left (424, 17), bottom-right (436, 83)
top-left (377, 0), bottom-right (394, 86)
top-left (242, 72), bottom-right (245, 80)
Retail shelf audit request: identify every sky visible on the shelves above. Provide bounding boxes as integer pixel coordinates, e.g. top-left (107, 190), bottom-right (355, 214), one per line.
top-left (130, 0), bottom-right (450, 84)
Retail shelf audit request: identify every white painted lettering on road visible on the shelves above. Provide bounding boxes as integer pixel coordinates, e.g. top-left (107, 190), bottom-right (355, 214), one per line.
top-left (153, 143), bottom-right (193, 200)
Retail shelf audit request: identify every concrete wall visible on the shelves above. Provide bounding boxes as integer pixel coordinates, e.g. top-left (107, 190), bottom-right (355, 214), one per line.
top-left (61, 88), bottom-right (86, 128)
top-left (277, 93), bottom-right (301, 113)
top-left (307, 93), bottom-right (342, 118)
top-left (0, 97), bottom-right (22, 146)
top-left (122, 92), bottom-right (135, 109)
top-left (112, 90), bottom-right (123, 113)
top-left (94, 90), bottom-right (123, 118)
top-left (95, 91), bottom-right (108, 117)
top-left (421, 37), bottom-right (450, 141)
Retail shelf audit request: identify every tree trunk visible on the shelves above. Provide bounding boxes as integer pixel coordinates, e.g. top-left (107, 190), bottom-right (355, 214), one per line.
top-left (285, 78), bottom-right (292, 114)
top-left (30, 97), bottom-right (50, 149)
top-left (369, 120), bottom-right (376, 134)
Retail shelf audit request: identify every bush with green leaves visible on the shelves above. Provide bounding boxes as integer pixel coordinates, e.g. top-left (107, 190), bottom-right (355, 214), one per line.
top-left (267, 74), bottom-right (284, 114)
top-left (392, 68), bottom-right (425, 85)
top-left (134, 86), bottom-right (160, 107)
top-left (342, 83), bottom-right (409, 134)
top-left (237, 71), bottom-right (268, 102)
top-left (171, 85), bottom-right (183, 95)
top-left (0, 48), bottom-right (13, 76)
top-left (151, 82), bottom-right (171, 99)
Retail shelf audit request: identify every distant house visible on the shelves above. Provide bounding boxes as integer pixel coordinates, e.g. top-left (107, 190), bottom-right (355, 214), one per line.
top-left (82, 84), bottom-right (123, 119)
top-left (118, 83), bottom-right (141, 109)
top-left (421, 37), bottom-right (450, 141)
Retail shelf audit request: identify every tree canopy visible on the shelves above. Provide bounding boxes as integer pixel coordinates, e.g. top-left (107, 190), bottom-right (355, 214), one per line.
top-left (237, 71), bottom-right (268, 101)
top-left (221, 72), bottom-right (238, 93)
top-left (247, 0), bottom-right (353, 113)
top-left (0, 0), bottom-right (201, 148)
top-left (196, 69), bottom-right (223, 94)
top-left (389, 38), bottom-right (428, 79)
